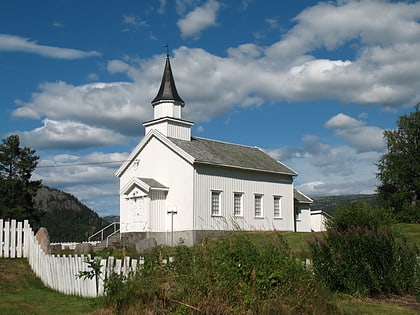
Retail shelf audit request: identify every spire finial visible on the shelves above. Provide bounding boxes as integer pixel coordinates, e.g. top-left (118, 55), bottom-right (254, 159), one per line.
top-left (164, 42), bottom-right (169, 58)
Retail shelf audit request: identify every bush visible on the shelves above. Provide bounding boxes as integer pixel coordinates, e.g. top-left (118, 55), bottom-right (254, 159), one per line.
top-left (310, 203), bottom-right (419, 297)
top-left (103, 233), bottom-right (339, 314)
top-left (327, 202), bottom-right (394, 232)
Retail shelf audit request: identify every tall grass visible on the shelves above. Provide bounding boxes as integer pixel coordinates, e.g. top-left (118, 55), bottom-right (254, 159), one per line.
top-left (103, 233), bottom-right (339, 314)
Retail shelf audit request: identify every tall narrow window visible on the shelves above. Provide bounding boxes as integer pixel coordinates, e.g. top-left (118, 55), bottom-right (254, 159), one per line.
top-left (254, 194), bottom-right (263, 217)
top-left (211, 191), bottom-right (221, 216)
top-left (234, 193), bottom-right (243, 216)
top-left (274, 196), bottom-right (282, 218)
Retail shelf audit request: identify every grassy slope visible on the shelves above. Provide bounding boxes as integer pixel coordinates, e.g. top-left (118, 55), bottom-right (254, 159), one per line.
top-left (0, 258), bottom-right (101, 315)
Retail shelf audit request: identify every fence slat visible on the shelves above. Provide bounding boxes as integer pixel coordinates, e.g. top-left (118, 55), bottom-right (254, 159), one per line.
top-left (1, 219), bottom-right (146, 298)
top-left (10, 220), bottom-right (16, 258)
top-left (0, 219), bottom-right (3, 258)
top-left (4, 221), bottom-right (10, 258)
top-left (16, 221), bottom-right (23, 258)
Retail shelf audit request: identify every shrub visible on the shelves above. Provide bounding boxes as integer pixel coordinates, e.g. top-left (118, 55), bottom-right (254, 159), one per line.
top-left (310, 203), bottom-right (419, 297)
top-left (102, 233), bottom-right (339, 314)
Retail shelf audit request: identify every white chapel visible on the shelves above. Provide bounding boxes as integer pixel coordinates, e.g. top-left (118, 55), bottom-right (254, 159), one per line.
top-left (116, 55), bottom-right (319, 246)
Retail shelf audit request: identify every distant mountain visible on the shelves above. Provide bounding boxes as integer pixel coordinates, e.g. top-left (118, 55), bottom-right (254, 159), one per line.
top-left (34, 186), bottom-right (107, 242)
top-left (103, 215), bottom-right (120, 224)
top-left (311, 194), bottom-right (379, 216)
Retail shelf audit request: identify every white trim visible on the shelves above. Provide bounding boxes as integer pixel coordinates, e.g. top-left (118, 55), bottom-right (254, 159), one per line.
top-left (211, 190), bottom-right (222, 217)
top-left (273, 195), bottom-right (282, 218)
top-left (233, 192), bottom-right (243, 217)
top-left (120, 177), bottom-right (169, 195)
top-left (115, 129), bottom-right (195, 177)
top-left (254, 194), bottom-right (264, 218)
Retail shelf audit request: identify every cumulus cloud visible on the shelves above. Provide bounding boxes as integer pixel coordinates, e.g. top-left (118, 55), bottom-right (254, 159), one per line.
top-left (33, 152), bottom-right (128, 214)
top-left (9, 0), bottom-right (420, 206)
top-left (0, 34), bottom-right (100, 59)
top-left (266, 134), bottom-right (382, 197)
top-left (12, 81), bottom-right (154, 136)
top-left (325, 113), bottom-right (385, 152)
top-left (17, 119), bottom-right (129, 150)
top-left (12, 1), bottom-right (420, 148)
top-left (177, 0), bottom-right (220, 38)
top-left (107, 60), bottom-right (130, 73)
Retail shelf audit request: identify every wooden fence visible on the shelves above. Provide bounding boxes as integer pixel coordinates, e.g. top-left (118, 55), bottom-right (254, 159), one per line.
top-left (0, 219), bottom-right (139, 297)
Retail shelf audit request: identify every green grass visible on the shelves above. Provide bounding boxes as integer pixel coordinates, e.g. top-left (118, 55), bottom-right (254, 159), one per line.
top-left (337, 295), bottom-right (420, 315)
top-left (0, 258), bottom-right (101, 315)
top-left (392, 223), bottom-right (420, 248)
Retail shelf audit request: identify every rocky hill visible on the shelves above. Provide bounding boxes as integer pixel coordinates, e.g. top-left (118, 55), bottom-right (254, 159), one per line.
top-left (34, 186), bottom-right (107, 242)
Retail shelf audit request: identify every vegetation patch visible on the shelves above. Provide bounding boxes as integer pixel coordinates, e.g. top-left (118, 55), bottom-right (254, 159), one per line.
top-left (0, 258), bottom-right (100, 315)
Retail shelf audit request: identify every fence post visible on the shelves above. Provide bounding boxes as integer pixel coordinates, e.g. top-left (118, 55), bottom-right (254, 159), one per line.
top-left (0, 219), bottom-right (3, 258)
top-left (4, 221), bottom-right (10, 258)
top-left (16, 221), bottom-right (23, 258)
top-left (23, 220), bottom-right (30, 258)
top-left (10, 220), bottom-right (17, 258)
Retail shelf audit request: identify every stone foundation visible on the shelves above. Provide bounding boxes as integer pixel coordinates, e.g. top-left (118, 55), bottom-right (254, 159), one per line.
top-left (120, 229), bottom-right (233, 247)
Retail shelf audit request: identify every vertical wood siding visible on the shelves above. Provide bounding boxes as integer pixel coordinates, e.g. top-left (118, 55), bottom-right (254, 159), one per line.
top-left (193, 165), bottom-right (295, 232)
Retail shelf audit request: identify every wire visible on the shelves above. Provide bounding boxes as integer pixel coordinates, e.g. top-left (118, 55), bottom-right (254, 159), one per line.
top-left (37, 160), bottom-right (128, 169)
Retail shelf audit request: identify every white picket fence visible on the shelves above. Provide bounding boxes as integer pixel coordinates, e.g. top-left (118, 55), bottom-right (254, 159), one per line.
top-left (0, 219), bottom-right (139, 297)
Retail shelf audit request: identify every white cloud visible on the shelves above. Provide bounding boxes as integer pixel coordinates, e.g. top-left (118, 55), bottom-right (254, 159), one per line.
top-left (0, 34), bottom-right (100, 59)
top-left (12, 81), bottom-right (154, 136)
top-left (158, 0), bottom-right (167, 14)
top-left (17, 119), bottom-right (129, 150)
top-left (325, 113), bottom-right (385, 152)
top-left (266, 135), bottom-right (382, 197)
top-left (9, 0), bottom-right (420, 205)
top-left (175, 0), bottom-right (201, 16)
top-left (177, 0), bottom-right (220, 38)
top-left (107, 60), bottom-right (130, 73)
top-left (121, 15), bottom-right (148, 32)
top-left (33, 152), bottom-right (127, 215)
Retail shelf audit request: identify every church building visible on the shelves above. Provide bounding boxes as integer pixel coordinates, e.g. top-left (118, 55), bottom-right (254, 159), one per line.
top-left (116, 55), bottom-right (314, 246)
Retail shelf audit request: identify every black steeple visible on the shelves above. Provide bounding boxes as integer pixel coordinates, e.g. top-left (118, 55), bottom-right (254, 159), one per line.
top-left (151, 55), bottom-right (184, 106)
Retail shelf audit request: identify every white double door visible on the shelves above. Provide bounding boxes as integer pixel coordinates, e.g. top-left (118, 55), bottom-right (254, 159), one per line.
top-left (130, 196), bottom-right (148, 231)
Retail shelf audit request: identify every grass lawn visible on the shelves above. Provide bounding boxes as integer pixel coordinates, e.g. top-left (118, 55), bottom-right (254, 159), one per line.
top-left (392, 223), bottom-right (420, 248)
top-left (0, 258), bottom-right (104, 315)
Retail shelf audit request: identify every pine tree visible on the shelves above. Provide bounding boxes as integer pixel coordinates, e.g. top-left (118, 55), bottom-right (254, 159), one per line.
top-left (0, 135), bottom-right (43, 227)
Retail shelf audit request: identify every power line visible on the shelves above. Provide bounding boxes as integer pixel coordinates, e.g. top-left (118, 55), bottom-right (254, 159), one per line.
top-left (37, 160), bottom-right (128, 169)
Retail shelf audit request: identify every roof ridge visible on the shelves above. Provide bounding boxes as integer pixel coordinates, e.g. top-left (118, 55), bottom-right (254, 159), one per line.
top-left (191, 136), bottom-right (261, 150)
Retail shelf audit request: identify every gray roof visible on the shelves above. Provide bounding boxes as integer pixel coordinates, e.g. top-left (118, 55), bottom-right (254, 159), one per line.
top-left (294, 189), bottom-right (313, 204)
top-left (139, 177), bottom-right (168, 190)
top-left (169, 136), bottom-right (297, 176)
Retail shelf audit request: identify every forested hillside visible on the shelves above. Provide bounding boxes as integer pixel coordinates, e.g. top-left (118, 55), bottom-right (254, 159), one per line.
top-left (33, 186), bottom-right (107, 242)
top-left (311, 194), bottom-right (378, 216)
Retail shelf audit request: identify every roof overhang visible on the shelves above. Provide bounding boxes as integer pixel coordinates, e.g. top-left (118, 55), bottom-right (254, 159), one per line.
top-left (120, 177), bottom-right (169, 196)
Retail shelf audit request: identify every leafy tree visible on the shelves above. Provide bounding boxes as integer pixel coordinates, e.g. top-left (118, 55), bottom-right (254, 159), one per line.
top-left (310, 203), bottom-right (418, 297)
top-left (376, 105), bottom-right (420, 222)
top-left (0, 135), bottom-right (43, 227)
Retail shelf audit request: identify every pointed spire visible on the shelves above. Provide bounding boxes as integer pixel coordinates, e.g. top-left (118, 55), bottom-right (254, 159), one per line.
top-left (151, 56), bottom-right (184, 106)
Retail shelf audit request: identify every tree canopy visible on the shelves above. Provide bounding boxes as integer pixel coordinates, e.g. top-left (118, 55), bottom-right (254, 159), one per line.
top-left (0, 135), bottom-right (42, 227)
top-left (376, 105), bottom-right (420, 222)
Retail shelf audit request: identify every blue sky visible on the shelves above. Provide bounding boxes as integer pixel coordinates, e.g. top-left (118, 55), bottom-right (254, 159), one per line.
top-left (1, 0), bottom-right (419, 216)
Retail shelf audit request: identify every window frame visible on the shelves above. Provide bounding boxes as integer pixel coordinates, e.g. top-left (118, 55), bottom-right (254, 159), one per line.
top-left (233, 192), bottom-right (243, 217)
top-left (273, 195), bottom-right (282, 219)
top-left (254, 194), bottom-right (263, 218)
top-left (211, 190), bottom-right (222, 216)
